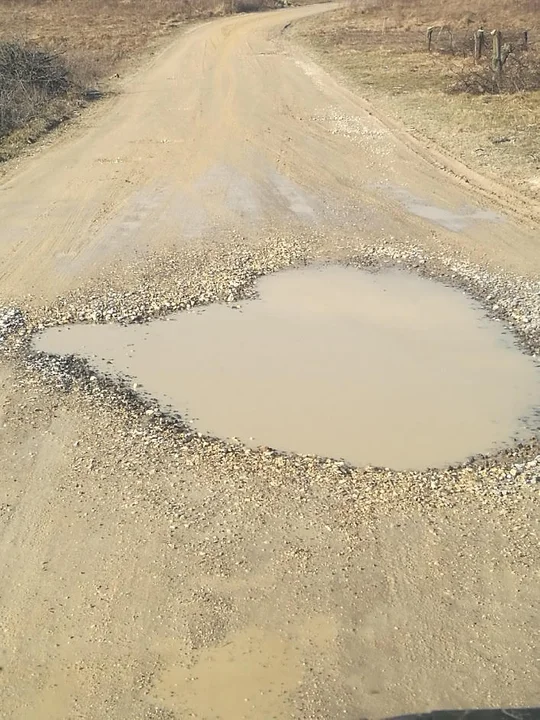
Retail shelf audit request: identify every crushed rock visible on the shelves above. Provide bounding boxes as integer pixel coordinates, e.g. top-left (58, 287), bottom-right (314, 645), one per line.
top-left (1, 234), bottom-right (539, 508)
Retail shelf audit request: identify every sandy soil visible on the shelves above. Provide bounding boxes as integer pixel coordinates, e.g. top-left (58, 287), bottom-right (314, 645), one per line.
top-left (0, 5), bottom-right (539, 719)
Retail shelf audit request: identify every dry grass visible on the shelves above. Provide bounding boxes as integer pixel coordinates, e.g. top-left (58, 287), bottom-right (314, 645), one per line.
top-left (349, 0), bottom-right (540, 32)
top-left (0, 42), bottom-right (76, 140)
top-left (0, 0), bottom-right (292, 75)
top-left (295, 0), bottom-right (540, 197)
top-left (0, 0), bottom-right (215, 158)
top-left (0, 0), bottom-right (224, 75)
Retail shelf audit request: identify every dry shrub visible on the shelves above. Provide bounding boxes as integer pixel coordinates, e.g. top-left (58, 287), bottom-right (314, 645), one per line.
top-left (0, 41), bottom-right (90, 139)
top-left (0, 42), bottom-right (71, 95)
top-left (234, 0), bottom-right (281, 12)
top-left (450, 51), bottom-right (540, 94)
top-left (445, 27), bottom-right (538, 95)
top-left (235, 0), bottom-right (265, 11)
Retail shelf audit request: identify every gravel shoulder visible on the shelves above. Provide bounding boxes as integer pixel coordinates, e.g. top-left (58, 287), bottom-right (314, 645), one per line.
top-left (0, 5), bottom-right (539, 719)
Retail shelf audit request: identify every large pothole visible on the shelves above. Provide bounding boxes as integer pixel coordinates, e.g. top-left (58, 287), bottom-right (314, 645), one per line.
top-left (33, 265), bottom-right (540, 470)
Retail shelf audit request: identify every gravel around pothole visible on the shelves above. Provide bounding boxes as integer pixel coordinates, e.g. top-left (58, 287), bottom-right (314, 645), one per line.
top-left (0, 233), bottom-right (539, 511)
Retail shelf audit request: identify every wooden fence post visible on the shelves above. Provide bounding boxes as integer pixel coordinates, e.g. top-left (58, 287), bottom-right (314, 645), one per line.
top-left (439, 25), bottom-right (454, 53)
top-left (491, 29), bottom-right (503, 76)
top-left (474, 28), bottom-right (485, 61)
top-left (427, 26), bottom-right (434, 51)
top-left (501, 42), bottom-right (513, 65)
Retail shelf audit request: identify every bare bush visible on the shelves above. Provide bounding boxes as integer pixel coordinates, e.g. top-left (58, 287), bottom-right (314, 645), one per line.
top-left (450, 51), bottom-right (540, 93)
top-left (0, 41), bottom-right (86, 139)
top-left (0, 43), bottom-right (72, 93)
top-left (234, 0), bottom-right (277, 12)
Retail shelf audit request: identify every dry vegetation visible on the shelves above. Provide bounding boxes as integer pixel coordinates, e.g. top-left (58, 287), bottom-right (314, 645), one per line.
top-left (0, 0), bottom-right (239, 75)
top-left (295, 0), bottom-right (540, 197)
top-left (0, 0), bottom-right (281, 159)
top-left (351, 0), bottom-right (540, 31)
top-left (0, 41), bottom-right (93, 148)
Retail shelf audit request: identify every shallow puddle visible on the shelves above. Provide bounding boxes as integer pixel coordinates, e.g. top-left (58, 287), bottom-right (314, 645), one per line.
top-left (34, 266), bottom-right (540, 469)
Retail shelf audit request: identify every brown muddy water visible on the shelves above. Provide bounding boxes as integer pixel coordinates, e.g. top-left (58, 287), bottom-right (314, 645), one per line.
top-left (34, 266), bottom-right (540, 470)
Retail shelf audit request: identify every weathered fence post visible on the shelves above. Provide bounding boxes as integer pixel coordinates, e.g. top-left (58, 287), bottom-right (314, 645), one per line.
top-left (439, 25), bottom-right (454, 53)
top-left (474, 28), bottom-right (485, 61)
top-left (501, 42), bottom-right (513, 65)
top-left (491, 29), bottom-right (503, 77)
top-left (427, 26), bottom-right (434, 51)
top-left (523, 30), bottom-right (529, 49)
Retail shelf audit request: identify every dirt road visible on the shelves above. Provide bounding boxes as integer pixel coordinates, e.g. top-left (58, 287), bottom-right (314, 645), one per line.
top-left (1, 3), bottom-right (540, 301)
top-left (0, 5), bottom-right (538, 720)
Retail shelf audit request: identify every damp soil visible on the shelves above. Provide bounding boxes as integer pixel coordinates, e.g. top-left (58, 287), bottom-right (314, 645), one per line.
top-left (386, 186), bottom-right (503, 232)
top-left (33, 265), bottom-right (540, 470)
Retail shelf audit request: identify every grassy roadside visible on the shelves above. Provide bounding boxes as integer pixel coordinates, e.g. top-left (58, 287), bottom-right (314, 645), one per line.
top-left (0, 0), bottom-right (293, 162)
top-left (292, 0), bottom-right (540, 199)
top-left (0, 0), bottom-right (199, 160)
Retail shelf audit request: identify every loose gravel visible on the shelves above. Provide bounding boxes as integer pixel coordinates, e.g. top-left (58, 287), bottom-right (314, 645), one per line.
top-left (1, 234), bottom-right (539, 512)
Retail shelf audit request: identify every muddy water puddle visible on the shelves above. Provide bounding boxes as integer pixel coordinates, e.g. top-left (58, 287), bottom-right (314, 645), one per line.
top-left (34, 266), bottom-right (540, 469)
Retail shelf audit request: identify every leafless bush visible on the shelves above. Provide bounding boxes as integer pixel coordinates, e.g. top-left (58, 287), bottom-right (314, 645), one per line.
top-left (0, 42), bottom-right (71, 94)
top-left (449, 50), bottom-right (540, 94)
top-left (0, 41), bottom-right (88, 138)
top-left (234, 0), bottom-right (275, 12)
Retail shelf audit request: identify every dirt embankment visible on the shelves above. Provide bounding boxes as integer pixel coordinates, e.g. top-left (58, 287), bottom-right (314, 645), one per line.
top-left (293, 0), bottom-right (540, 200)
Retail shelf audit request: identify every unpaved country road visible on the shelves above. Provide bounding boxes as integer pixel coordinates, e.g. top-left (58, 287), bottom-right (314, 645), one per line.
top-left (1, 3), bottom-right (540, 301)
top-left (0, 5), bottom-right (539, 720)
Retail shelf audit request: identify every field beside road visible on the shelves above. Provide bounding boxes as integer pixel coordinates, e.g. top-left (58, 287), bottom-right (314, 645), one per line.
top-left (293, 0), bottom-right (540, 199)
